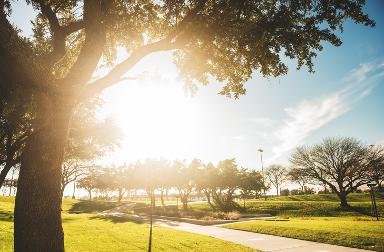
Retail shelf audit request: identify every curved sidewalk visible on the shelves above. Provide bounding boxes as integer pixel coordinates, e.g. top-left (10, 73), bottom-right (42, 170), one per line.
top-left (155, 219), bottom-right (371, 252)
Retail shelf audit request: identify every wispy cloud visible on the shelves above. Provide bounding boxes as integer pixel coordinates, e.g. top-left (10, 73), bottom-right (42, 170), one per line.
top-left (268, 60), bottom-right (384, 163)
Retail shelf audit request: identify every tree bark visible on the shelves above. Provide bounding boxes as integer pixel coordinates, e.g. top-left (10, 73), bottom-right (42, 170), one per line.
top-left (14, 94), bottom-right (73, 252)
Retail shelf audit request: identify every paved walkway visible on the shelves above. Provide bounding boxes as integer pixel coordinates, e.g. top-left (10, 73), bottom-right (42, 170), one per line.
top-left (155, 219), bottom-right (370, 252)
top-left (103, 203), bottom-right (371, 252)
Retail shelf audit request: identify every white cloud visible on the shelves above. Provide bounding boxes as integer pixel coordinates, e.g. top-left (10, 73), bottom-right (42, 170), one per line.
top-left (343, 62), bottom-right (374, 82)
top-left (268, 60), bottom-right (384, 164)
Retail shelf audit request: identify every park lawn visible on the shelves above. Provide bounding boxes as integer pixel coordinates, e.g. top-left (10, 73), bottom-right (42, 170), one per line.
top-left (189, 193), bottom-right (384, 217)
top-left (224, 217), bottom-right (384, 251)
top-left (263, 192), bottom-right (383, 202)
top-left (0, 197), bottom-right (256, 252)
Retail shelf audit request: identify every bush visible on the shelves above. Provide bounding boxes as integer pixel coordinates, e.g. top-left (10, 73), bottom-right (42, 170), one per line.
top-left (227, 211), bottom-right (241, 220)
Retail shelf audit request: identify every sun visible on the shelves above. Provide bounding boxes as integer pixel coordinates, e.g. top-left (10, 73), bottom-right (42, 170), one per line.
top-left (99, 67), bottom-right (201, 162)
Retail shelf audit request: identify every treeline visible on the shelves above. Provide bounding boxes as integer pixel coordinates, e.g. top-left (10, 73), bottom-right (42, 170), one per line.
top-left (76, 137), bottom-right (384, 211)
top-left (77, 158), bottom-right (265, 211)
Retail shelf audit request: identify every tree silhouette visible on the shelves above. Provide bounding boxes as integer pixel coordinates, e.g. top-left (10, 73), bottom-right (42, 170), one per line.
top-left (291, 137), bottom-right (376, 208)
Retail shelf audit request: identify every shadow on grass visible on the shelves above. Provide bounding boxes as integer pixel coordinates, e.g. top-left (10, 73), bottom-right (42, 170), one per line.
top-left (89, 214), bottom-right (145, 224)
top-left (0, 210), bottom-right (14, 222)
top-left (68, 200), bottom-right (123, 213)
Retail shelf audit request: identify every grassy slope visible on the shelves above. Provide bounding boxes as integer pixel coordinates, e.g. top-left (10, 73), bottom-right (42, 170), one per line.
top-left (189, 193), bottom-right (384, 217)
top-left (0, 197), bottom-right (256, 252)
top-left (221, 193), bottom-right (384, 251)
top-left (224, 217), bottom-right (384, 251)
top-left (264, 193), bottom-right (384, 202)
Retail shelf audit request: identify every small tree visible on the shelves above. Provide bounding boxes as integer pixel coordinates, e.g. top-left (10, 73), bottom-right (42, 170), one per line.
top-left (77, 172), bottom-right (98, 200)
top-left (173, 159), bottom-right (201, 210)
top-left (210, 159), bottom-right (242, 212)
top-left (239, 170), bottom-right (264, 208)
top-left (287, 167), bottom-right (310, 193)
top-left (367, 145), bottom-right (384, 192)
top-left (195, 162), bottom-right (217, 208)
top-left (291, 137), bottom-right (374, 208)
top-left (265, 165), bottom-right (287, 196)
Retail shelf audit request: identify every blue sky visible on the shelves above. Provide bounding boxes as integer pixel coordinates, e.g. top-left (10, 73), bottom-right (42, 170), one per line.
top-left (10, 1), bottom-right (384, 172)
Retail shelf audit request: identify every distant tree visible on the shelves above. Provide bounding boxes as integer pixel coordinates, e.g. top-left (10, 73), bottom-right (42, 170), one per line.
top-left (173, 159), bottom-right (201, 210)
top-left (60, 100), bottom-right (121, 198)
top-left (265, 165), bottom-right (287, 196)
top-left (132, 158), bottom-right (169, 208)
top-left (3, 177), bottom-right (17, 196)
top-left (290, 137), bottom-right (375, 208)
top-left (367, 145), bottom-right (384, 192)
top-left (210, 158), bottom-right (242, 211)
top-left (110, 166), bottom-right (132, 202)
top-left (239, 170), bottom-right (264, 208)
top-left (195, 162), bottom-right (217, 208)
top-left (154, 160), bottom-right (173, 207)
top-left (1, 0), bottom-right (374, 249)
top-left (77, 171), bottom-right (98, 200)
top-left (287, 167), bottom-right (310, 192)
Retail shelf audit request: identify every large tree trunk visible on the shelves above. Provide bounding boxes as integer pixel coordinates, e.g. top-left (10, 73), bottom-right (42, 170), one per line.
top-left (14, 95), bottom-right (73, 252)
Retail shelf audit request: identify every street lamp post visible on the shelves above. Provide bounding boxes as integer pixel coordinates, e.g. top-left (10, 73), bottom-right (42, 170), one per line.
top-left (258, 149), bottom-right (266, 200)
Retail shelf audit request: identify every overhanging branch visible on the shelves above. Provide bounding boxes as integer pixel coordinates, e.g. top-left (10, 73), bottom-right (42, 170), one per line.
top-left (83, 39), bottom-right (180, 97)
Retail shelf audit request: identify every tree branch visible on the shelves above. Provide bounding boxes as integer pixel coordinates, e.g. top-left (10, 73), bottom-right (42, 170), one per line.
top-left (62, 20), bottom-right (85, 36)
top-left (81, 0), bottom-right (208, 98)
top-left (83, 39), bottom-right (180, 97)
top-left (35, 1), bottom-right (85, 66)
top-left (63, 0), bottom-right (106, 87)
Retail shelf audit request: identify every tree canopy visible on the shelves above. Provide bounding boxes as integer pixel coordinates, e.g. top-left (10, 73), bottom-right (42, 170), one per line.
top-left (1, 0), bottom-right (374, 99)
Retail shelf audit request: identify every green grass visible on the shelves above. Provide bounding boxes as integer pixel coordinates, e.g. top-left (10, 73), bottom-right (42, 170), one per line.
top-left (0, 197), bottom-right (256, 252)
top-left (264, 192), bottom-right (383, 202)
top-left (224, 217), bottom-right (384, 251)
top-left (189, 193), bottom-right (384, 217)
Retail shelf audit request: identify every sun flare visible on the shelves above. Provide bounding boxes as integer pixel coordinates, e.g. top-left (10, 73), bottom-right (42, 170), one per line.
top-left (101, 76), bottom-right (200, 162)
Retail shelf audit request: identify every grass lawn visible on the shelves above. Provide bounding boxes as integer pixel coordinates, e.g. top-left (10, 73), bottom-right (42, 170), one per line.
top-left (224, 217), bottom-right (384, 251)
top-left (189, 193), bottom-right (384, 217)
top-left (0, 197), bottom-right (256, 252)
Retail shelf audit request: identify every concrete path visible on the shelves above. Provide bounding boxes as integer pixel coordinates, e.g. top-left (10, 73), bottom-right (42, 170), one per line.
top-left (155, 219), bottom-right (371, 252)
top-left (103, 203), bottom-right (371, 252)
